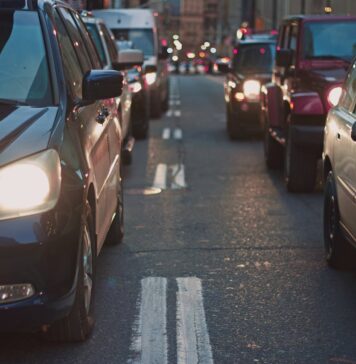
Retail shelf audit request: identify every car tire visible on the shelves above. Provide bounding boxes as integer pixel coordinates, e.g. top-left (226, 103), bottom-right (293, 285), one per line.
top-left (226, 105), bottom-right (242, 140)
top-left (150, 90), bottom-right (162, 119)
top-left (132, 104), bottom-right (149, 140)
top-left (161, 85), bottom-right (169, 112)
top-left (106, 172), bottom-right (124, 246)
top-left (285, 127), bottom-right (317, 193)
top-left (264, 124), bottom-right (283, 170)
top-left (44, 203), bottom-right (96, 342)
top-left (324, 171), bottom-right (356, 270)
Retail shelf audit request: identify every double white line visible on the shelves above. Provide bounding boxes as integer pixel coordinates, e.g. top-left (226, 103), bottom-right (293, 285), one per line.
top-left (153, 164), bottom-right (187, 190)
top-left (162, 128), bottom-right (183, 140)
top-left (128, 277), bottom-right (214, 364)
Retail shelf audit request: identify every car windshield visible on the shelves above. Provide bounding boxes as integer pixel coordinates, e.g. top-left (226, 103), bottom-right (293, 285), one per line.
top-left (111, 28), bottom-right (154, 57)
top-left (0, 10), bottom-right (52, 106)
top-left (86, 22), bottom-right (107, 66)
top-left (303, 21), bottom-right (356, 61)
top-left (232, 43), bottom-right (276, 74)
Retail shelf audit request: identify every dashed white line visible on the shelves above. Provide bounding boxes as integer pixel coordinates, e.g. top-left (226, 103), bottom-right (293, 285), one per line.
top-left (166, 110), bottom-right (173, 117)
top-left (176, 277), bottom-right (214, 364)
top-left (153, 164), bottom-right (167, 190)
top-left (174, 110), bottom-right (181, 117)
top-left (173, 128), bottom-right (183, 140)
top-left (171, 164), bottom-right (187, 189)
top-left (128, 277), bottom-right (168, 364)
top-left (162, 128), bottom-right (171, 140)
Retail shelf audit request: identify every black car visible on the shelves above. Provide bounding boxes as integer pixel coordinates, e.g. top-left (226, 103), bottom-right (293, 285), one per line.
top-left (222, 39), bottom-right (276, 139)
top-left (0, 0), bottom-right (124, 341)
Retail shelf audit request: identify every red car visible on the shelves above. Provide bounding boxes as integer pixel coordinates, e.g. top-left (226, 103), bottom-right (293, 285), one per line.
top-left (261, 15), bottom-right (356, 192)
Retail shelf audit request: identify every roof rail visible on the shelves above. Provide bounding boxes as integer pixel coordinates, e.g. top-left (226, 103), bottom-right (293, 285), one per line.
top-left (0, 0), bottom-right (37, 9)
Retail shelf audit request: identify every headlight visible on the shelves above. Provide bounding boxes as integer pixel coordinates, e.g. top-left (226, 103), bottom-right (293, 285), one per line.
top-left (129, 81), bottom-right (143, 93)
top-left (0, 150), bottom-right (61, 221)
top-left (243, 80), bottom-right (261, 101)
top-left (145, 72), bottom-right (157, 86)
top-left (327, 86), bottom-right (342, 107)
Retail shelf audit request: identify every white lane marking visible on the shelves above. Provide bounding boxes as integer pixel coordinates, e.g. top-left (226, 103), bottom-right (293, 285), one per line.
top-left (162, 128), bottom-right (171, 140)
top-left (175, 100), bottom-right (181, 106)
top-left (166, 110), bottom-right (173, 117)
top-left (153, 164), bottom-right (167, 189)
top-left (128, 278), bottom-right (168, 364)
top-left (171, 164), bottom-right (187, 189)
top-left (176, 277), bottom-right (214, 364)
top-left (173, 128), bottom-right (183, 140)
top-left (174, 110), bottom-right (181, 117)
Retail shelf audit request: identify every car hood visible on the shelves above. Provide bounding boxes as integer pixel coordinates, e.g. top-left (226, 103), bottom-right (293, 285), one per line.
top-left (0, 105), bottom-right (59, 167)
top-left (307, 67), bottom-right (348, 84)
top-left (238, 72), bottom-right (272, 84)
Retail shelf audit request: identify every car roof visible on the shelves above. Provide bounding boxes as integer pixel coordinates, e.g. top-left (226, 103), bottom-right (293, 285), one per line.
top-left (283, 14), bottom-right (356, 23)
top-left (0, 0), bottom-right (74, 11)
top-left (237, 39), bottom-right (276, 46)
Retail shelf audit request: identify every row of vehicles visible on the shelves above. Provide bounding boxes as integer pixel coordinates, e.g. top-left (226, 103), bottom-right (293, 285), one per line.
top-left (0, 0), bottom-right (168, 342)
top-left (222, 17), bottom-right (356, 269)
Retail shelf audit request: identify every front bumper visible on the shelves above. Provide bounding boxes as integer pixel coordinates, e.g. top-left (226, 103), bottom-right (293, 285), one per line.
top-left (230, 101), bottom-right (262, 130)
top-left (0, 195), bottom-right (83, 332)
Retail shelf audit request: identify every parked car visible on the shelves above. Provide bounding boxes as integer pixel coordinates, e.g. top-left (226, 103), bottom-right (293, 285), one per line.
top-left (222, 39), bottom-right (276, 139)
top-left (0, 0), bottom-right (124, 341)
top-left (82, 14), bottom-right (144, 162)
top-left (117, 40), bottom-right (150, 140)
top-left (261, 15), bottom-right (356, 192)
top-left (323, 60), bottom-right (356, 269)
top-left (93, 9), bottom-right (170, 118)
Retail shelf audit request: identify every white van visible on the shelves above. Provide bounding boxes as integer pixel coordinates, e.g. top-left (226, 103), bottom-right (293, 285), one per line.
top-left (93, 9), bottom-right (169, 118)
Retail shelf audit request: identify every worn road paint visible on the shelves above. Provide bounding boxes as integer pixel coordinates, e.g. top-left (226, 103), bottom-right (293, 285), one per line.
top-left (153, 164), bottom-right (167, 190)
top-left (171, 164), bottom-right (187, 190)
top-left (176, 277), bottom-right (214, 364)
top-left (162, 128), bottom-right (171, 140)
top-left (128, 277), bottom-right (168, 364)
top-left (173, 128), bottom-right (183, 140)
top-left (174, 110), bottom-right (181, 117)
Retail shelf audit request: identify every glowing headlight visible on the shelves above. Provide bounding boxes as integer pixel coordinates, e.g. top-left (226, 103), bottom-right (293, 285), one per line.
top-left (145, 72), bottom-right (157, 86)
top-left (243, 80), bottom-right (261, 101)
top-left (327, 86), bottom-right (342, 107)
top-left (0, 149), bottom-right (61, 221)
top-left (129, 81), bottom-right (143, 94)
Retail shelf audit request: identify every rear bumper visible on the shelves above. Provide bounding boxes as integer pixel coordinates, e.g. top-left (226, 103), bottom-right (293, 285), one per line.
top-left (230, 101), bottom-right (262, 131)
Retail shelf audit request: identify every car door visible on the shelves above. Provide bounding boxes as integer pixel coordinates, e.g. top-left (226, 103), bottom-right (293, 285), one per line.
top-left (54, 7), bottom-right (113, 247)
top-left (333, 64), bottom-right (356, 236)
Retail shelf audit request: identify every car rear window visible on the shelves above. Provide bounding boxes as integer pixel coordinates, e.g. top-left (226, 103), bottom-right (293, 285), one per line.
top-left (0, 10), bottom-right (52, 106)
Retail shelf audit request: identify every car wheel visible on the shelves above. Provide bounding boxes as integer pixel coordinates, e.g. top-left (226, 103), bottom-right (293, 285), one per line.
top-left (285, 127), bottom-right (317, 193)
top-left (324, 171), bottom-right (356, 269)
top-left (44, 203), bottom-right (96, 342)
top-left (264, 123), bottom-right (283, 170)
top-left (106, 172), bottom-right (124, 246)
top-left (226, 105), bottom-right (241, 140)
top-left (161, 86), bottom-right (169, 112)
top-left (150, 90), bottom-right (162, 119)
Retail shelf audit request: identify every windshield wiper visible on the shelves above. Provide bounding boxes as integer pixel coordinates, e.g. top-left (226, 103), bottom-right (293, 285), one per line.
top-left (0, 98), bottom-right (29, 106)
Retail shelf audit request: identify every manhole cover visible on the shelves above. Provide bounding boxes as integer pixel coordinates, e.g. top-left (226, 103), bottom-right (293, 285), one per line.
top-left (125, 187), bottom-right (162, 196)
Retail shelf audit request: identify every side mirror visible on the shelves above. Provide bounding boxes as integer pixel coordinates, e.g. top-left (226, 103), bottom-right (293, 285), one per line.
top-left (159, 46), bottom-right (169, 60)
top-left (351, 122), bottom-right (356, 142)
top-left (115, 49), bottom-right (144, 71)
top-left (82, 70), bottom-right (123, 101)
top-left (276, 49), bottom-right (294, 68)
top-left (217, 63), bottom-right (231, 74)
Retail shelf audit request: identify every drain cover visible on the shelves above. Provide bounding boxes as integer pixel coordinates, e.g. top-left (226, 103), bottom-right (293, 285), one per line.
top-left (125, 187), bottom-right (162, 196)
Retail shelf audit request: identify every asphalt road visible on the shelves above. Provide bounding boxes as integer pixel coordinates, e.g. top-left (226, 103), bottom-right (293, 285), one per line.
top-left (2, 75), bottom-right (356, 364)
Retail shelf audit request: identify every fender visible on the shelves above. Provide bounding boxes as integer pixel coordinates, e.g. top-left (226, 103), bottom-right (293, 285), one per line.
top-left (290, 92), bottom-right (324, 116)
top-left (261, 83), bottom-right (284, 128)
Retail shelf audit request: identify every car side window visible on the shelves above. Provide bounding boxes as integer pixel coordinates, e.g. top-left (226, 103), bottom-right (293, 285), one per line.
top-left (277, 25), bottom-right (285, 50)
top-left (288, 24), bottom-right (298, 65)
top-left (341, 63), bottom-right (356, 112)
top-left (73, 14), bottom-right (102, 69)
top-left (100, 24), bottom-right (118, 64)
top-left (53, 9), bottom-right (83, 99)
top-left (283, 25), bottom-right (290, 49)
top-left (58, 7), bottom-right (92, 74)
